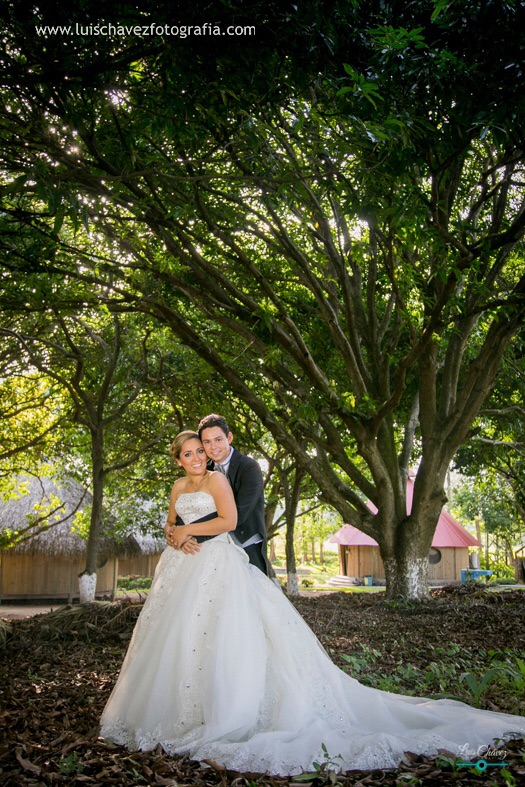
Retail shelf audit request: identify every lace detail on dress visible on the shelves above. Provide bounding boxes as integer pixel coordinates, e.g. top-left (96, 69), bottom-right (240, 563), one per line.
top-left (175, 491), bottom-right (216, 524)
top-left (100, 716), bottom-right (164, 753)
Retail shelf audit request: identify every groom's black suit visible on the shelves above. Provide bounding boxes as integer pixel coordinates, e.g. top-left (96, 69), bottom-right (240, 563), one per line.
top-left (225, 448), bottom-right (268, 575)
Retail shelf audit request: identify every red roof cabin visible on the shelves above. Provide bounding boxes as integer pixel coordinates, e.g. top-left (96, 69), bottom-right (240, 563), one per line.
top-left (329, 476), bottom-right (480, 584)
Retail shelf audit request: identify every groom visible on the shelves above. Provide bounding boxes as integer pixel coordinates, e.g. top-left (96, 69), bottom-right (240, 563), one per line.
top-left (166, 413), bottom-right (269, 575)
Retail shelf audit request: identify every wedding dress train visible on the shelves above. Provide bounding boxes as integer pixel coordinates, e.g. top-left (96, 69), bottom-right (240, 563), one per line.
top-left (100, 492), bottom-right (525, 775)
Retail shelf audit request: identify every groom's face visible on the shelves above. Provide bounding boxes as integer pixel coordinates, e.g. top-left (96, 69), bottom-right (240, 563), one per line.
top-left (200, 426), bottom-right (233, 464)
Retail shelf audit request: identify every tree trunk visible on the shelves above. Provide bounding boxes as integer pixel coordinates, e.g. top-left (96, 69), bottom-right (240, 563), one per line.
top-left (264, 499), bottom-right (278, 539)
top-left (79, 425), bottom-right (105, 603)
top-left (377, 452), bottom-right (452, 599)
top-left (380, 511), bottom-right (433, 600)
top-left (285, 514), bottom-right (298, 596)
top-left (504, 538), bottom-right (514, 563)
top-left (283, 468), bottom-right (304, 597)
top-left (382, 555), bottom-right (430, 600)
top-left (287, 572), bottom-right (299, 595)
top-left (79, 572), bottom-right (97, 604)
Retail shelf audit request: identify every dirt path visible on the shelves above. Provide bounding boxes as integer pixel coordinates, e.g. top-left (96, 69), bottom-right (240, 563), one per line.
top-left (0, 602), bottom-right (60, 619)
top-left (0, 589), bottom-right (334, 620)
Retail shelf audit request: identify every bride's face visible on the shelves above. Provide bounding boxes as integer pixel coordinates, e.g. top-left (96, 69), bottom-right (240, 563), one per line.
top-left (177, 438), bottom-right (208, 477)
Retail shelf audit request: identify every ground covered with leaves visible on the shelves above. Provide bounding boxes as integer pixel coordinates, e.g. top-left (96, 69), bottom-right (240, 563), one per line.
top-left (1, 587), bottom-right (524, 786)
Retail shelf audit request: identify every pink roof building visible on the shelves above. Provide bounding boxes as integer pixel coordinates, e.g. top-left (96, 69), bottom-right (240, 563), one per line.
top-left (329, 476), bottom-right (480, 583)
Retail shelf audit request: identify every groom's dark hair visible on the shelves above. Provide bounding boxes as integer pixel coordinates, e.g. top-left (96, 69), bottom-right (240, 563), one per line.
top-left (198, 413), bottom-right (231, 438)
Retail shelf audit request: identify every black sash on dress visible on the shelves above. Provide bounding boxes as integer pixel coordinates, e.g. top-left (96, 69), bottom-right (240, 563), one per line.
top-left (176, 511), bottom-right (217, 543)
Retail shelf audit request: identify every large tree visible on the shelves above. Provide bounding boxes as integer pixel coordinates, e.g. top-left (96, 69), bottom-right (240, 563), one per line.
top-left (1, 0), bottom-right (525, 597)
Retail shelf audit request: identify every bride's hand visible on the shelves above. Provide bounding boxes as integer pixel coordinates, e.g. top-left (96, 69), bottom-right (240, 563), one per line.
top-left (172, 525), bottom-right (191, 549)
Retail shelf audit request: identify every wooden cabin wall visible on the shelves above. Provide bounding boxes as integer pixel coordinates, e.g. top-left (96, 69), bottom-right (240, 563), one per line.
top-left (0, 553), bottom-right (117, 600)
top-left (428, 547), bottom-right (467, 581)
top-left (339, 546), bottom-right (469, 582)
top-left (118, 554), bottom-right (161, 578)
top-left (342, 546), bottom-right (386, 579)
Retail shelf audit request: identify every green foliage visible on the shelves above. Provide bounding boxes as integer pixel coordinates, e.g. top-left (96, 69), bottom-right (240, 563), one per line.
top-left (451, 474), bottom-right (522, 542)
top-left (434, 753), bottom-right (461, 774)
top-left (0, 373), bottom-right (68, 474)
top-left (484, 561), bottom-right (516, 580)
top-left (460, 669), bottom-right (501, 708)
top-left (488, 577), bottom-right (518, 586)
top-left (452, 337), bottom-right (525, 558)
top-left (340, 645), bottom-right (385, 682)
top-left (500, 657), bottom-right (525, 693)
top-left (450, 471), bottom-right (522, 575)
top-left (340, 643), bottom-right (525, 714)
top-left (295, 506), bottom-right (342, 567)
top-left (59, 752), bottom-right (84, 775)
top-left (292, 742), bottom-right (344, 783)
top-left (0, 473), bottom-right (84, 550)
top-left (117, 575), bottom-right (153, 591)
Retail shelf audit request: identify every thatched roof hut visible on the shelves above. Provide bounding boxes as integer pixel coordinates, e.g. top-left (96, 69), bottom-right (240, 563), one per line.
top-left (118, 533), bottom-right (166, 578)
top-left (0, 476), bottom-right (143, 602)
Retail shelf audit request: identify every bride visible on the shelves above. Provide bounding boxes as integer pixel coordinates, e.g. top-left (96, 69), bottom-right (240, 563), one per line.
top-left (100, 430), bottom-right (525, 775)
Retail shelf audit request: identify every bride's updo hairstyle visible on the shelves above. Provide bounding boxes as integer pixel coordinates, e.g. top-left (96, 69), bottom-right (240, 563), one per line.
top-left (169, 430), bottom-right (201, 461)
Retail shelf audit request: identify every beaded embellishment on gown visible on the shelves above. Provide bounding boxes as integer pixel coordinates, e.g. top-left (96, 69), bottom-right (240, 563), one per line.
top-left (100, 492), bottom-right (524, 775)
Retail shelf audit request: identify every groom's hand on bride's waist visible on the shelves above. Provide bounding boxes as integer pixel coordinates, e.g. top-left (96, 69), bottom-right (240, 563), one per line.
top-left (165, 521), bottom-right (201, 554)
top-left (180, 537), bottom-right (201, 555)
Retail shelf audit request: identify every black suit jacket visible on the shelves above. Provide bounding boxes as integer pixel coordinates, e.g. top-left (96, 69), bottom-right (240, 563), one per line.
top-left (225, 447), bottom-right (266, 548)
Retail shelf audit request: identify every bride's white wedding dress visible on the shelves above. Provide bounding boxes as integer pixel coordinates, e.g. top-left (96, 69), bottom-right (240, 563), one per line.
top-left (100, 492), bottom-right (524, 775)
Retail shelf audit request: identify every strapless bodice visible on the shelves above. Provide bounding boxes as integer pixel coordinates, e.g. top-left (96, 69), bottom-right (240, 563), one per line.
top-left (175, 491), bottom-right (217, 524)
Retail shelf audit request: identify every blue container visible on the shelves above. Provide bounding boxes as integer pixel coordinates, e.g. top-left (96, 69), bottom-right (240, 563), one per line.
top-left (460, 569), bottom-right (493, 584)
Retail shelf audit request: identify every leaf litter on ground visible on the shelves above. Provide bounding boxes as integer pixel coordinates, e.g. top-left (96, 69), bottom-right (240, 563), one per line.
top-left (1, 586), bottom-right (524, 785)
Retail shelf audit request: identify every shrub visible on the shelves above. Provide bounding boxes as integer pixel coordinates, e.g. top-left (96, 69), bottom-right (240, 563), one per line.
top-left (480, 558), bottom-right (515, 579)
top-left (488, 577), bottom-right (517, 586)
top-left (117, 575), bottom-right (152, 591)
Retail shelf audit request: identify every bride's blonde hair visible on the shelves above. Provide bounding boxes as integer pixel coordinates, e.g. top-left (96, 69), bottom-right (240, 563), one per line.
top-left (169, 430), bottom-right (201, 461)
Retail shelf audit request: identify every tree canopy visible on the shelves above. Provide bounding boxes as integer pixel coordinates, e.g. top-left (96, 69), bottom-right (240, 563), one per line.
top-left (1, 0), bottom-right (525, 597)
